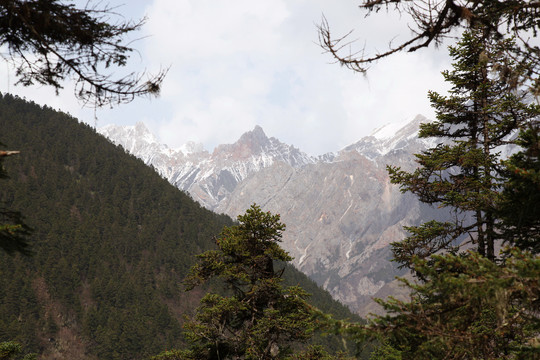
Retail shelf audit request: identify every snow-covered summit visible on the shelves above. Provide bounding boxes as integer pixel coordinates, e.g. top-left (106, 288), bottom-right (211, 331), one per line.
top-left (370, 118), bottom-right (413, 140)
top-left (99, 122), bottom-right (158, 148)
top-left (98, 122), bottom-right (167, 162)
top-left (99, 116), bottom-right (439, 209)
top-left (343, 114), bottom-right (435, 159)
top-left (98, 122), bottom-right (207, 158)
top-left (212, 125), bottom-right (313, 164)
top-left (99, 123), bottom-right (316, 209)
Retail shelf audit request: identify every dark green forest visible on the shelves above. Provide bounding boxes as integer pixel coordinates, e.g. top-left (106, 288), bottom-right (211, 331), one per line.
top-left (0, 93), bottom-right (357, 360)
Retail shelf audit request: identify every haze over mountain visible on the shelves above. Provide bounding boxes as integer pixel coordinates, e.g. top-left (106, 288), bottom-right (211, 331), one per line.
top-left (100, 115), bottom-right (443, 315)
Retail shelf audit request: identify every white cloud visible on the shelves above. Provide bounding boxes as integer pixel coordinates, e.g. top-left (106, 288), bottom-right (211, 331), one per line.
top-left (138, 0), bottom-right (453, 155)
top-left (1, 0), bottom-right (453, 155)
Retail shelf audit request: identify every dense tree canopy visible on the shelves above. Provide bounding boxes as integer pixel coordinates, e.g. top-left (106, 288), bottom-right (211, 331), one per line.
top-left (0, 93), bottom-right (230, 359)
top-left (0, 0), bottom-right (166, 106)
top-left (498, 124), bottom-right (540, 253)
top-left (0, 145), bottom-right (31, 255)
top-left (362, 250), bottom-right (540, 360)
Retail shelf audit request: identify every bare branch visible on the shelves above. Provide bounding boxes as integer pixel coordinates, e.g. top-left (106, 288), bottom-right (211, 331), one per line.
top-left (318, 15), bottom-right (422, 73)
top-left (0, 0), bottom-right (167, 107)
top-left (319, 0), bottom-right (540, 84)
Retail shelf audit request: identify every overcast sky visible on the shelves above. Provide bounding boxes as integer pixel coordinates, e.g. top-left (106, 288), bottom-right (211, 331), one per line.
top-left (1, 0), bottom-right (454, 156)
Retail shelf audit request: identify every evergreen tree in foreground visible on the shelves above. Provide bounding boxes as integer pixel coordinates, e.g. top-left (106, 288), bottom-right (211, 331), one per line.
top-left (498, 124), bottom-right (540, 254)
top-left (345, 30), bottom-right (540, 359)
top-left (364, 250), bottom-right (540, 360)
top-left (388, 29), bottom-right (540, 267)
top-left (153, 204), bottom-right (349, 360)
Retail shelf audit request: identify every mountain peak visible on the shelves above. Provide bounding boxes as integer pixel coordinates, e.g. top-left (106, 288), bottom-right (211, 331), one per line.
top-left (238, 125), bottom-right (269, 145)
top-left (343, 114), bottom-right (431, 158)
top-left (253, 124), bottom-right (264, 133)
top-left (99, 122), bottom-right (159, 147)
top-left (134, 121), bottom-right (149, 131)
top-left (213, 125), bottom-right (270, 158)
top-left (369, 115), bottom-right (427, 140)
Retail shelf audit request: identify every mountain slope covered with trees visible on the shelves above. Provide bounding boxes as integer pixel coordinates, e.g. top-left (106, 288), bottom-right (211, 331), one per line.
top-left (0, 93), bottom-right (357, 360)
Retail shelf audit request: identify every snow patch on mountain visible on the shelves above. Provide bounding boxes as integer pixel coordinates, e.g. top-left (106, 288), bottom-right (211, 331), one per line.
top-left (370, 118), bottom-right (412, 140)
top-left (342, 114), bottom-right (436, 160)
top-left (99, 123), bottom-right (317, 210)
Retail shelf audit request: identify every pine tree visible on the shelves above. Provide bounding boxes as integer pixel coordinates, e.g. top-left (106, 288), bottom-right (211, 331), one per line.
top-left (387, 29), bottom-right (540, 268)
top-left (0, 0), bottom-right (166, 106)
top-left (346, 30), bottom-right (540, 359)
top-left (155, 204), bottom-right (344, 360)
top-left (0, 341), bottom-right (36, 360)
top-left (498, 123), bottom-right (540, 254)
top-left (320, 0), bottom-right (540, 90)
top-left (365, 250), bottom-right (540, 360)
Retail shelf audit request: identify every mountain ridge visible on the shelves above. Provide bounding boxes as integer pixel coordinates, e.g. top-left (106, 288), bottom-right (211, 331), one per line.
top-left (99, 115), bottom-right (436, 315)
top-left (99, 122), bottom-right (318, 210)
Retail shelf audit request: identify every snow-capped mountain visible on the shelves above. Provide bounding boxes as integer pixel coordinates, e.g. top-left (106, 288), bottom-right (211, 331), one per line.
top-left (99, 115), bottom-right (439, 315)
top-left (98, 123), bottom-right (316, 210)
top-left (343, 115), bottom-right (439, 160)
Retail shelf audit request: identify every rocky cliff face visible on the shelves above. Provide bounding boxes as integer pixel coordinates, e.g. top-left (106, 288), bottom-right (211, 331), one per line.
top-left (99, 115), bottom-right (440, 315)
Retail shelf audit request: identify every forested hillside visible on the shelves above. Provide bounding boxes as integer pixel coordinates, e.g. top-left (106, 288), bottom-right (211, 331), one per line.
top-left (0, 93), bottom-right (356, 360)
